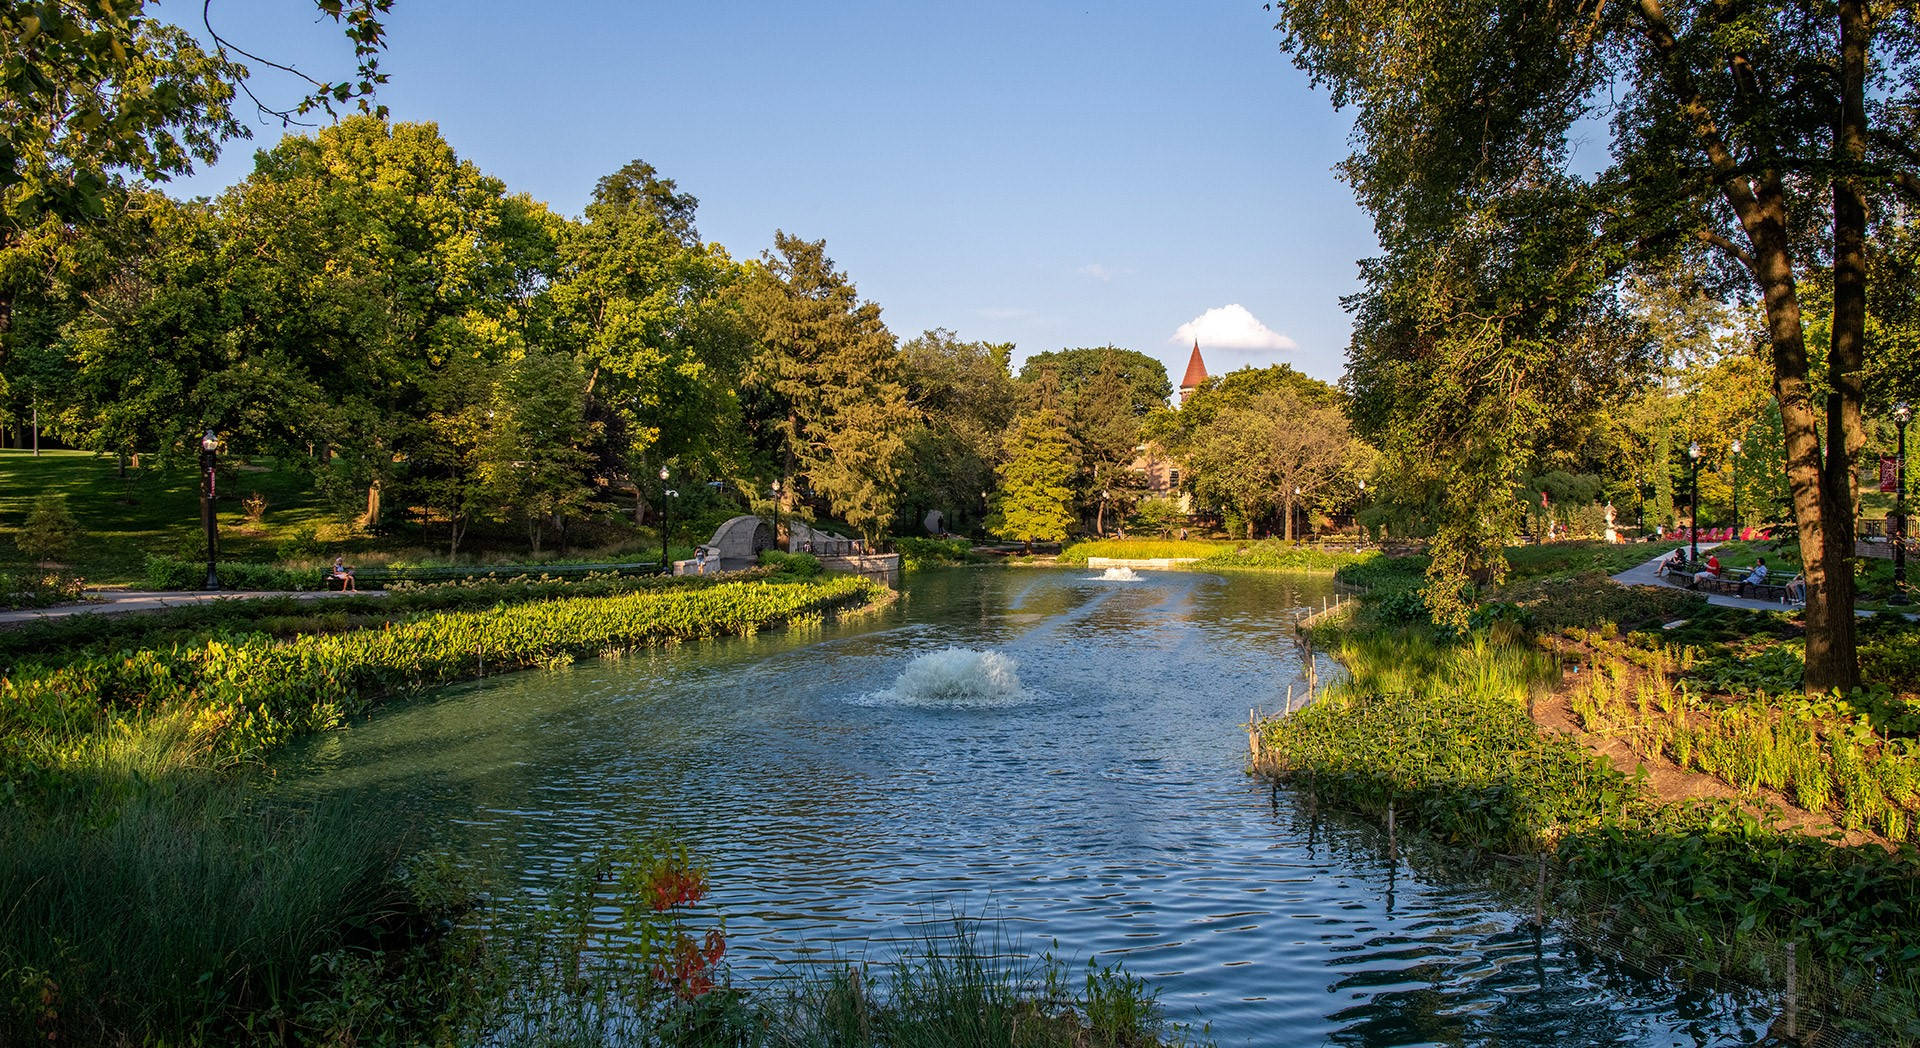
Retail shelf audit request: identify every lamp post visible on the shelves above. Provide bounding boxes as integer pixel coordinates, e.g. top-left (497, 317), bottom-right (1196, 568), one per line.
top-left (1729, 438), bottom-right (1742, 539)
top-left (199, 429), bottom-right (221, 590)
top-left (1688, 441), bottom-right (1702, 566)
top-left (1895, 402), bottom-right (1912, 605)
top-left (771, 479), bottom-right (782, 550)
top-left (658, 466), bottom-right (671, 573)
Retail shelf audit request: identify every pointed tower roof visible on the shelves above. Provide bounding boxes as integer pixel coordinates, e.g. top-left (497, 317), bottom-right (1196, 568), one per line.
top-left (1178, 341), bottom-right (1208, 405)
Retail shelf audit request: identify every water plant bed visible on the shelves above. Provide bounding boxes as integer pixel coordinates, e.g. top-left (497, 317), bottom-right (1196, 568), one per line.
top-left (1253, 626), bottom-right (1920, 1041)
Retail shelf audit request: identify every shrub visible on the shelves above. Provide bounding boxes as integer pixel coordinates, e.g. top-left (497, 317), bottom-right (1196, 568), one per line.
top-left (894, 536), bottom-right (978, 572)
top-left (759, 549), bottom-right (823, 577)
top-left (17, 494), bottom-right (81, 562)
top-left (0, 570), bottom-right (87, 610)
top-left (143, 554), bottom-right (326, 592)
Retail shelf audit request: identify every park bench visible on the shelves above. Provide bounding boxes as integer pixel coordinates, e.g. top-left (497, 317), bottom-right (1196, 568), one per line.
top-left (330, 560), bottom-right (668, 590)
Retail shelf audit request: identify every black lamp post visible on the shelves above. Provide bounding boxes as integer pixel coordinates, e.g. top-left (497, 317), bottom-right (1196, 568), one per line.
top-left (199, 429), bottom-right (221, 590)
top-left (771, 478), bottom-right (782, 550)
top-left (1688, 441), bottom-right (1702, 566)
top-left (658, 466), bottom-right (672, 573)
top-left (1895, 402), bottom-right (1912, 605)
top-left (1729, 438), bottom-right (1742, 539)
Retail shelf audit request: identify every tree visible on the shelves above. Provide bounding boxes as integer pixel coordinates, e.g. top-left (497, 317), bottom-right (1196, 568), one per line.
top-left (1186, 388), bottom-right (1353, 540)
top-left (0, 1), bottom-right (390, 360)
top-left (478, 350), bottom-right (598, 554)
top-left (740, 232), bottom-right (910, 543)
top-left (897, 329), bottom-right (1018, 535)
top-left (549, 159), bottom-right (751, 520)
top-left (1019, 346), bottom-right (1169, 533)
top-left (995, 386), bottom-right (1078, 551)
top-left (1270, 0), bottom-right (1920, 687)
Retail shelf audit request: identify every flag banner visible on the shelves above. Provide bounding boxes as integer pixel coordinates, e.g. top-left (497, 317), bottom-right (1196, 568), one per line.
top-left (1882, 455), bottom-right (1901, 493)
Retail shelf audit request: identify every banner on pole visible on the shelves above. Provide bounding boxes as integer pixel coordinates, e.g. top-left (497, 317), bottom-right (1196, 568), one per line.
top-left (1882, 456), bottom-right (1900, 493)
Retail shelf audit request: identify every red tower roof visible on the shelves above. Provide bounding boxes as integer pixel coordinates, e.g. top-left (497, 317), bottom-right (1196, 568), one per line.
top-left (1179, 341), bottom-right (1208, 396)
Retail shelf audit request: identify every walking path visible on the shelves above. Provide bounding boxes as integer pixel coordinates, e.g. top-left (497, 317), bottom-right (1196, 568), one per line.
top-left (1609, 544), bottom-right (1796, 613)
top-left (0, 587), bottom-right (383, 627)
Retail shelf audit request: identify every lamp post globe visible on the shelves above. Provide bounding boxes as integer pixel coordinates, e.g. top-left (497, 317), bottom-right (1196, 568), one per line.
top-left (199, 430), bottom-right (221, 590)
top-left (1688, 442), bottom-right (1702, 566)
top-left (1896, 403), bottom-right (1913, 604)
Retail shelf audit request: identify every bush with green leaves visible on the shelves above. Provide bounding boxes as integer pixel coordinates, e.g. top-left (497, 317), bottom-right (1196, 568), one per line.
top-left (16, 494), bottom-right (82, 562)
top-left (759, 549), bottom-right (823, 577)
top-left (894, 536), bottom-right (978, 572)
top-left (143, 554), bottom-right (327, 591)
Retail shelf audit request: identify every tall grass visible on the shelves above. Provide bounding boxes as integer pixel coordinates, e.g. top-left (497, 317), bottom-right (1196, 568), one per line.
top-left (0, 780), bottom-right (440, 1042)
top-left (1056, 539), bottom-right (1229, 564)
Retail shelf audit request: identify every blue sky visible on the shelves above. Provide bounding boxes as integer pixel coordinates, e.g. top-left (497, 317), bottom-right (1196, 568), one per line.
top-left (165, 1), bottom-right (1378, 390)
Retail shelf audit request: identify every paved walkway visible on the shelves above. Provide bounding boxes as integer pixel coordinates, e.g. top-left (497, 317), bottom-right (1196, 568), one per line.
top-left (1610, 544), bottom-right (1797, 613)
top-left (0, 587), bottom-right (384, 627)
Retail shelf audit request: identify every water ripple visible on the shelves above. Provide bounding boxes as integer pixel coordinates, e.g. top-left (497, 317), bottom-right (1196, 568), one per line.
top-left (278, 568), bottom-right (1759, 1047)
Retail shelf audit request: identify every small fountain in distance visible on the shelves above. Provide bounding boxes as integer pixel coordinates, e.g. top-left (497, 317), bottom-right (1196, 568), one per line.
top-left (856, 647), bottom-right (1032, 708)
top-left (1094, 566), bottom-right (1142, 581)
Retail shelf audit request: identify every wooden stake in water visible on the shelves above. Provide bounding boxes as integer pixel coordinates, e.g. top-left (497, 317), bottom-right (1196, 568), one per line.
top-left (1533, 855), bottom-right (1547, 929)
top-left (1385, 804), bottom-right (1397, 862)
top-left (1783, 941), bottom-right (1798, 1039)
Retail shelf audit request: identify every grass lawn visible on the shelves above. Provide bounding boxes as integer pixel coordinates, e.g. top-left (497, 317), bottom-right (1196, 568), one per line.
top-left (0, 450), bottom-right (339, 584)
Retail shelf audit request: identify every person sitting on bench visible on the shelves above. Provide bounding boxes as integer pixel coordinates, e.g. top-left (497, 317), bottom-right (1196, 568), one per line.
top-left (1693, 552), bottom-right (1720, 584)
top-left (1784, 575), bottom-right (1806, 604)
top-left (329, 556), bottom-right (356, 592)
top-left (1742, 557), bottom-right (1770, 585)
top-left (1658, 548), bottom-right (1687, 578)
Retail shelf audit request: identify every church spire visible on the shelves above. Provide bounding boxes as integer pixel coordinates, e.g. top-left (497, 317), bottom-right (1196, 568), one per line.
top-left (1178, 340), bottom-right (1208, 405)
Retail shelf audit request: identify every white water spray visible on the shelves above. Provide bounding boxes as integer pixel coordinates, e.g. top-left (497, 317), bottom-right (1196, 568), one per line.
top-left (856, 647), bottom-right (1032, 708)
top-left (1094, 566), bottom-right (1142, 581)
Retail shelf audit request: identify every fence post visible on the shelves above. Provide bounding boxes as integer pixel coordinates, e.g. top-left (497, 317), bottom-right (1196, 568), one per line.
top-left (1248, 708), bottom-right (1259, 762)
top-left (1783, 941), bottom-right (1798, 1039)
top-left (1532, 855), bottom-right (1547, 929)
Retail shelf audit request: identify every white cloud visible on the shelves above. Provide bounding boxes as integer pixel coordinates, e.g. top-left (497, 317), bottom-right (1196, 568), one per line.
top-left (1171, 304), bottom-right (1297, 352)
top-left (1079, 263), bottom-right (1116, 282)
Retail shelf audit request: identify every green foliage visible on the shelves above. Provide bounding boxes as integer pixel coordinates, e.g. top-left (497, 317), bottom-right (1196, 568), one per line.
top-left (1190, 540), bottom-right (1376, 574)
top-left (16, 493), bottom-right (81, 562)
top-left (1, 577), bottom-right (882, 787)
top-left (894, 536), bottom-right (979, 573)
top-left (742, 233), bottom-right (909, 543)
top-left (143, 554), bottom-right (326, 592)
top-left (0, 569), bottom-right (87, 610)
top-left (1057, 538), bottom-right (1228, 565)
top-left (1262, 627), bottom-right (1920, 1034)
top-left (994, 394), bottom-right (1079, 548)
top-left (1501, 572), bottom-right (1706, 634)
top-left (0, 784), bottom-right (439, 1043)
top-left (757, 549), bottom-right (823, 578)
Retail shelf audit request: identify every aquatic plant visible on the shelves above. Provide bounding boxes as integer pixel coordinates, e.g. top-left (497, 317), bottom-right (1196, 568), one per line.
top-left (1257, 625), bottom-right (1920, 1040)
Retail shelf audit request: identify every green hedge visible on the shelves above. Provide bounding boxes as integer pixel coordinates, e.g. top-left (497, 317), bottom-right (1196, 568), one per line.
top-left (144, 554), bottom-right (326, 591)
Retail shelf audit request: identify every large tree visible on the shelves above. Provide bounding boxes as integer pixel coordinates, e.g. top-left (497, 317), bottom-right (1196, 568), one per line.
top-left (740, 232), bottom-right (910, 543)
top-left (897, 328), bottom-right (1019, 535)
top-left (1272, 0), bottom-right (1920, 688)
top-left (549, 159), bottom-right (750, 521)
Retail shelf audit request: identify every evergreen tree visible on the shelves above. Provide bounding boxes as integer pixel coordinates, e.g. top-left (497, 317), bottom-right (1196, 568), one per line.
top-left (994, 384), bottom-right (1078, 551)
top-left (740, 233), bottom-right (909, 543)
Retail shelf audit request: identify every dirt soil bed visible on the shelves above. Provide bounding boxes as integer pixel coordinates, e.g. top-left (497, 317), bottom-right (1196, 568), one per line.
top-left (1530, 645), bottom-right (1882, 848)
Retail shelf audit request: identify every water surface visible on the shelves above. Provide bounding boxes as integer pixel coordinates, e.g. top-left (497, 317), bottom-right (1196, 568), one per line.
top-left (281, 567), bottom-right (1765, 1046)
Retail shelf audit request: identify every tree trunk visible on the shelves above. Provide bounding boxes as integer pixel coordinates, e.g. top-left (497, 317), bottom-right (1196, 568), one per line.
top-left (1283, 496), bottom-right (1295, 542)
top-left (363, 480), bottom-right (382, 529)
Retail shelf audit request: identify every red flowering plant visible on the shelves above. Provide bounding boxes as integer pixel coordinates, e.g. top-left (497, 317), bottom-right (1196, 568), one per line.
top-left (610, 836), bottom-right (728, 1005)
